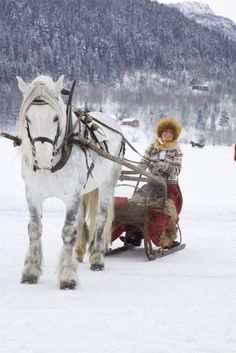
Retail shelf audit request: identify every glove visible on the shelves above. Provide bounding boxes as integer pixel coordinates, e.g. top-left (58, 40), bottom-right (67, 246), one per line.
top-left (149, 161), bottom-right (169, 174)
top-left (158, 161), bottom-right (169, 170)
top-left (157, 161), bottom-right (171, 172)
top-left (149, 161), bottom-right (160, 174)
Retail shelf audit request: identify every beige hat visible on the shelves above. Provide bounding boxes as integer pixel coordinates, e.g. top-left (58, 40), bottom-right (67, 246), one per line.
top-left (156, 117), bottom-right (182, 140)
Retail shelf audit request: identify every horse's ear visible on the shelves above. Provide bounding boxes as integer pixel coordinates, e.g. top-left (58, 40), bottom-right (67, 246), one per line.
top-left (16, 76), bottom-right (29, 96)
top-left (54, 75), bottom-right (64, 96)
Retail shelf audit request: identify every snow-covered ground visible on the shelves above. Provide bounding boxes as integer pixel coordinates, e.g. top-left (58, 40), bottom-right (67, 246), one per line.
top-left (0, 137), bottom-right (236, 353)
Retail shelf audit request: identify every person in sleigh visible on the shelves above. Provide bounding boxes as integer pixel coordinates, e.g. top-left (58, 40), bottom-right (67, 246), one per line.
top-left (121, 116), bottom-right (183, 249)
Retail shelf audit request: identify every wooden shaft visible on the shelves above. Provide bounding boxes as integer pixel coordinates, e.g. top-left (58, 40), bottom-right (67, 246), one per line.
top-left (1, 132), bottom-right (21, 146)
top-left (119, 175), bottom-right (151, 183)
top-left (120, 170), bottom-right (140, 175)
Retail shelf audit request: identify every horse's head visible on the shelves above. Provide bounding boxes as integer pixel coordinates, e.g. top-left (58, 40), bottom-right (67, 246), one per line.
top-left (17, 75), bottom-right (66, 171)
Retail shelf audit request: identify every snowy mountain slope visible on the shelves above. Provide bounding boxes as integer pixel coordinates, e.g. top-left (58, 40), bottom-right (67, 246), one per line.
top-left (2, 0), bottom-right (236, 142)
top-left (169, 1), bottom-right (214, 16)
top-left (169, 1), bottom-right (236, 41)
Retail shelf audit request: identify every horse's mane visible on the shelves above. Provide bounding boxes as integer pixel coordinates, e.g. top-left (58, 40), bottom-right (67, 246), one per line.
top-left (18, 76), bottom-right (66, 168)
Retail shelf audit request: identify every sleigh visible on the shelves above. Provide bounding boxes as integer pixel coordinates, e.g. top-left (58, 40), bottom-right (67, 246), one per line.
top-left (1, 77), bottom-right (186, 291)
top-left (1, 129), bottom-right (186, 262)
top-left (107, 170), bottom-right (186, 260)
top-left (1, 80), bottom-right (185, 280)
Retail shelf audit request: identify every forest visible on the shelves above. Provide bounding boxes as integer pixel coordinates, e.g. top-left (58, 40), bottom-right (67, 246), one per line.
top-left (1, 0), bottom-right (235, 144)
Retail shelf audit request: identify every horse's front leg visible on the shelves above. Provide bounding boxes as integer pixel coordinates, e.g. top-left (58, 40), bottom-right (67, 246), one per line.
top-left (21, 203), bottom-right (43, 284)
top-left (59, 198), bottom-right (80, 289)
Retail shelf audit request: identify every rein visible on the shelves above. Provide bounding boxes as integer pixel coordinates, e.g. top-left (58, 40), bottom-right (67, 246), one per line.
top-left (73, 108), bottom-right (144, 160)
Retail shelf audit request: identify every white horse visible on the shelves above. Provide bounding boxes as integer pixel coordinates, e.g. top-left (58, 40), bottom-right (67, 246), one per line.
top-left (16, 75), bottom-right (123, 289)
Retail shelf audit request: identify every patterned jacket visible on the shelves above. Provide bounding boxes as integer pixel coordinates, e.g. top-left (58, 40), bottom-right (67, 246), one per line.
top-left (138, 138), bottom-right (183, 184)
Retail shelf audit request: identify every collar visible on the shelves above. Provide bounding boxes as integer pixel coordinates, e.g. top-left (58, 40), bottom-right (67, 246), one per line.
top-left (152, 137), bottom-right (179, 150)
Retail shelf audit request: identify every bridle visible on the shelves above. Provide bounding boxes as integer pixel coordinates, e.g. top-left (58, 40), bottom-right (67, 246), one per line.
top-left (26, 98), bottom-right (62, 170)
top-left (22, 81), bottom-right (77, 173)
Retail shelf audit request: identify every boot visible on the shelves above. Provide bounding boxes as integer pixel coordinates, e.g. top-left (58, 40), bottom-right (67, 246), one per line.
top-left (159, 213), bottom-right (178, 249)
top-left (163, 240), bottom-right (180, 249)
top-left (120, 228), bottom-right (142, 246)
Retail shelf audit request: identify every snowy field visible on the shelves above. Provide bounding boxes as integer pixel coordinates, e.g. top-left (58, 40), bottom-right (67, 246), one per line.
top-left (0, 137), bottom-right (236, 353)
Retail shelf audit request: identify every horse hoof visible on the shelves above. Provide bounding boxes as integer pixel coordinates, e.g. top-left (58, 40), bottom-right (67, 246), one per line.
top-left (60, 280), bottom-right (77, 290)
top-left (21, 275), bottom-right (38, 284)
top-left (90, 264), bottom-right (104, 271)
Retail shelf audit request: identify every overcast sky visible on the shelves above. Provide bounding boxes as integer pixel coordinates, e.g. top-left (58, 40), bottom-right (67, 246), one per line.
top-left (158, 1), bottom-right (236, 23)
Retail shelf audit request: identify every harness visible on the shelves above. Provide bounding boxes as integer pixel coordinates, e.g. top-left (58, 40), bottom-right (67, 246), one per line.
top-left (26, 99), bottom-right (62, 171)
top-left (50, 81), bottom-right (126, 183)
top-left (51, 81), bottom-right (107, 185)
top-left (50, 81), bottom-right (76, 173)
top-left (2, 81), bottom-right (149, 182)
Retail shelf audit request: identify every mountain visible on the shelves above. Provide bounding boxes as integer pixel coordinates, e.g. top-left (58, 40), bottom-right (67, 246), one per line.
top-left (1, 0), bottom-right (236, 144)
top-left (2, 0), bottom-right (236, 85)
top-left (169, 1), bottom-right (236, 41)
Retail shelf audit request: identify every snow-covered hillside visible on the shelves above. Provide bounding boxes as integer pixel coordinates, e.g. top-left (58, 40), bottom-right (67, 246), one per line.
top-left (0, 137), bottom-right (236, 352)
top-left (170, 1), bottom-right (214, 16)
top-left (169, 1), bottom-right (236, 41)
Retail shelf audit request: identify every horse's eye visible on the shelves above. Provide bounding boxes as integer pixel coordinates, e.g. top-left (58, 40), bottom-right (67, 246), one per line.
top-left (53, 115), bottom-right (59, 123)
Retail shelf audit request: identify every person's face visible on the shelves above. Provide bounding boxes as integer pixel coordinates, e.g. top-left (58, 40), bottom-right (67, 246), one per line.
top-left (161, 129), bottom-right (174, 143)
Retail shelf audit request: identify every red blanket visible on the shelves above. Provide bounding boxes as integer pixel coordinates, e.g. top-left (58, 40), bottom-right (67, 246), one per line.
top-left (112, 184), bottom-right (183, 247)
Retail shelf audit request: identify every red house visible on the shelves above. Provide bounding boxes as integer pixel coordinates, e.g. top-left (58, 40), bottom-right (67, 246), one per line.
top-left (121, 119), bottom-right (139, 128)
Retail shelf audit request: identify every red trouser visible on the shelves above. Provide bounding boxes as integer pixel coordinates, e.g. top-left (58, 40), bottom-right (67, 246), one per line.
top-left (167, 183), bottom-right (183, 215)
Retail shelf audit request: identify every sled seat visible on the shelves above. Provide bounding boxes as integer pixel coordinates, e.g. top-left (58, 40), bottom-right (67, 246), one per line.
top-left (114, 197), bottom-right (147, 224)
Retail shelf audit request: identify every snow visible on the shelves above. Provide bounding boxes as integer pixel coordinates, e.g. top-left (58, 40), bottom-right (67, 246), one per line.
top-left (169, 1), bottom-right (214, 16)
top-left (0, 137), bottom-right (236, 353)
top-left (167, 1), bottom-right (236, 41)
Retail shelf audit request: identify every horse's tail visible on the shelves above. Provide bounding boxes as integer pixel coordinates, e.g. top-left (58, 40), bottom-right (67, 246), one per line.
top-left (75, 188), bottom-right (114, 262)
top-left (84, 188), bottom-right (99, 244)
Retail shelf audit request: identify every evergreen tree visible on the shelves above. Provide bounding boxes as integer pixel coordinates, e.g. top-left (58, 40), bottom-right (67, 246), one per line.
top-left (195, 109), bottom-right (206, 131)
top-left (219, 110), bottom-right (229, 128)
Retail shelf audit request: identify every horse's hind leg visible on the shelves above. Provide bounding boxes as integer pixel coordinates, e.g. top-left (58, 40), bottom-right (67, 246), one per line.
top-left (21, 203), bottom-right (43, 284)
top-left (75, 194), bottom-right (90, 263)
top-left (89, 175), bottom-right (118, 271)
top-left (75, 220), bottom-right (89, 263)
top-left (59, 199), bottom-right (80, 289)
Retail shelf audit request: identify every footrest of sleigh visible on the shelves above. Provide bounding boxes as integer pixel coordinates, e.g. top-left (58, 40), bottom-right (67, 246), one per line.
top-left (105, 242), bottom-right (186, 260)
top-left (145, 243), bottom-right (186, 260)
top-left (105, 244), bottom-right (134, 256)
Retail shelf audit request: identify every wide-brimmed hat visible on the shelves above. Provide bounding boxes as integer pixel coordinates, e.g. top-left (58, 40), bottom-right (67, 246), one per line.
top-left (156, 117), bottom-right (182, 140)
